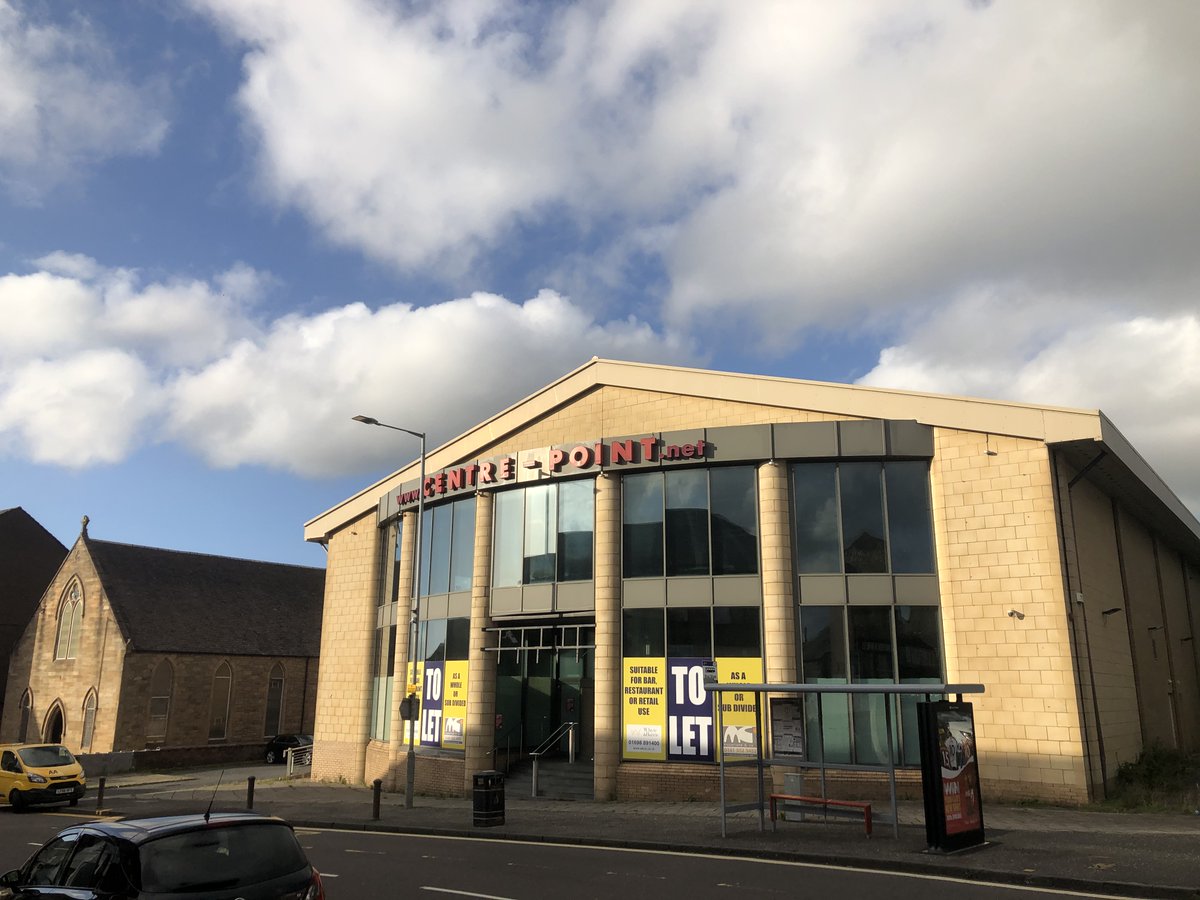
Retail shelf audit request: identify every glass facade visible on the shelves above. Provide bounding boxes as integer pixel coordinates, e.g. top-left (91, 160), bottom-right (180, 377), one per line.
top-left (793, 460), bottom-right (941, 765)
top-left (622, 467), bottom-right (758, 578)
top-left (492, 480), bottom-right (594, 586)
top-left (420, 497), bottom-right (476, 596)
top-left (793, 461), bottom-right (935, 574)
top-left (370, 521), bottom-right (401, 742)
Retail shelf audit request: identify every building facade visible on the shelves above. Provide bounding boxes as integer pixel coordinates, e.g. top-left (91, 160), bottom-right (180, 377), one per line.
top-left (1, 523), bottom-right (323, 758)
top-left (304, 360), bottom-right (1200, 804)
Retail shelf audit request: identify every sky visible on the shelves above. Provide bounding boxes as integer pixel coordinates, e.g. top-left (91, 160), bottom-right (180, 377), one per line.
top-left (2, 0), bottom-right (1199, 569)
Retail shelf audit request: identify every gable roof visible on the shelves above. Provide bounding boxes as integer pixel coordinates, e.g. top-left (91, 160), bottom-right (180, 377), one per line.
top-left (0, 508), bottom-right (68, 629)
top-left (305, 358), bottom-right (1200, 561)
top-left (85, 538), bottom-right (324, 657)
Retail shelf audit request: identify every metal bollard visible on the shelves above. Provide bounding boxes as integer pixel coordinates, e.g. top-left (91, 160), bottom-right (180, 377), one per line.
top-left (95, 776), bottom-right (106, 812)
top-left (372, 779), bottom-right (382, 820)
top-left (247, 775), bottom-right (256, 809)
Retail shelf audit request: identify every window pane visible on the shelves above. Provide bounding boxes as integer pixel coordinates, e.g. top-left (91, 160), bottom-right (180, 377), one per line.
top-left (848, 606), bottom-right (894, 765)
top-left (713, 606), bottom-right (760, 657)
top-left (426, 505), bottom-right (453, 595)
top-left (449, 497), bottom-right (476, 592)
top-left (710, 467), bottom-right (758, 575)
top-left (391, 520), bottom-right (403, 603)
top-left (623, 608), bottom-right (665, 657)
top-left (446, 618), bottom-right (470, 660)
top-left (848, 606), bottom-right (894, 681)
top-left (896, 606), bottom-right (941, 681)
top-left (523, 485), bottom-right (557, 584)
top-left (840, 463), bottom-right (887, 573)
top-left (557, 480), bottom-right (594, 582)
top-left (666, 469), bottom-right (709, 576)
top-left (623, 473), bottom-right (664, 578)
top-left (792, 464), bottom-right (840, 573)
top-left (424, 618), bottom-right (447, 662)
top-left (800, 606), bottom-right (846, 680)
top-left (492, 490), bottom-right (524, 587)
top-left (208, 666), bottom-right (231, 740)
top-left (666, 607), bottom-right (711, 658)
top-left (886, 462), bottom-right (935, 574)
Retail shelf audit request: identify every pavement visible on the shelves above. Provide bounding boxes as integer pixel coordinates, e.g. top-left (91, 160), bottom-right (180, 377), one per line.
top-left (92, 769), bottom-right (1200, 899)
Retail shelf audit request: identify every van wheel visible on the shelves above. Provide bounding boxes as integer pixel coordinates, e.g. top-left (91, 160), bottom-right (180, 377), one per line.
top-left (9, 790), bottom-right (25, 813)
top-left (68, 797), bottom-right (78, 807)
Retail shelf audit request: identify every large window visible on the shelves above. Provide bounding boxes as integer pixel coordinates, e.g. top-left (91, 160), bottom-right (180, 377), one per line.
top-left (420, 497), bottom-right (476, 596)
top-left (54, 582), bottom-right (84, 661)
top-left (622, 467), bottom-right (758, 578)
top-left (371, 522), bottom-right (401, 742)
top-left (792, 461), bottom-right (934, 574)
top-left (492, 480), bottom-right (594, 586)
top-left (264, 663), bottom-right (285, 738)
top-left (798, 605), bottom-right (942, 766)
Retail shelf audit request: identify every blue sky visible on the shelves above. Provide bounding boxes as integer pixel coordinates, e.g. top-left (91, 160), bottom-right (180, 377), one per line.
top-left (2, 0), bottom-right (1199, 567)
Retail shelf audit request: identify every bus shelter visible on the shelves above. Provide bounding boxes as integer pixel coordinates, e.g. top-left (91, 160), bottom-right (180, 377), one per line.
top-left (706, 682), bottom-right (986, 838)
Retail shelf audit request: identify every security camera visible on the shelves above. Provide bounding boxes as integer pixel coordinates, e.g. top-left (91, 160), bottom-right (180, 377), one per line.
top-left (1007, 609), bottom-right (1025, 620)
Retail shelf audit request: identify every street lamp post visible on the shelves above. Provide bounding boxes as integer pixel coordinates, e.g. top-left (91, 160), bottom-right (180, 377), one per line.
top-left (353, 414), bottom-right (426, 809)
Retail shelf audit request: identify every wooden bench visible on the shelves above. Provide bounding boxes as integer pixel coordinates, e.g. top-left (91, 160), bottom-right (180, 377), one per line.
top-left (769, 794), bottom-right (872, 837)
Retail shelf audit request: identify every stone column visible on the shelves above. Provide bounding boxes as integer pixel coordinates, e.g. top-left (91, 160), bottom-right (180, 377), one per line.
top-left (464, 492), bottom-right (497, 794)
top-left (758, 461), bottom-right (796, 682)
top-left (592, 474), bottom-right (622, 800)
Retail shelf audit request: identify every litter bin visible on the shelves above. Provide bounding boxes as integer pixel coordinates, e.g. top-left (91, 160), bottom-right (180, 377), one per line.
top-left (473, 770), bottom-right (505, 827)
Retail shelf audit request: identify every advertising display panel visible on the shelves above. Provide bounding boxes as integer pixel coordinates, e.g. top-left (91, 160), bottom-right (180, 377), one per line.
top-left (715, 658), bottom-right (764, 759)
top-left (623, 657), bottom-right (667, 759)
top-left (441, 660), bottom-right (469, 749)
top-left (918, 700), bottom-right (985, 851)
top-left (623, 656), bottom-right (766, 761)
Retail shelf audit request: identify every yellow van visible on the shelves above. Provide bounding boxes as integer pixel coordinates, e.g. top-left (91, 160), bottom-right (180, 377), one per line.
top-left (0, 744), bottom-right (86, 811)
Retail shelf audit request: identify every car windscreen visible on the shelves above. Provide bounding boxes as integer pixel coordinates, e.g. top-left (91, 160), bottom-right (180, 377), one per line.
top-left (139, 823), bottom-right (308, 892)
top-left (17, 745), bottom-right (76, 767)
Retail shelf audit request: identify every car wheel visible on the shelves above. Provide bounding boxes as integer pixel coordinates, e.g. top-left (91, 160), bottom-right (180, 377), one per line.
top-left (9, 790), bottom-right (25, 813)
top-left (266, 749), bottom-right (277, 764)
top-left (69, 797), bottom-right (78, 807)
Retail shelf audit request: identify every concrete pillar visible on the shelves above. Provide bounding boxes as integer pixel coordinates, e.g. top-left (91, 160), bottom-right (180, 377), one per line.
top-left (758, 461), bottom-right (796, 683)
top-left (464, 492), bottom-right (497, 793)
top-left (592, 474), bottom-right (622, 800)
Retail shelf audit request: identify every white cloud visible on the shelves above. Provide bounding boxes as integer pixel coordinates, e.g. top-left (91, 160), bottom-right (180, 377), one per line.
top-left (188, 1), bottom-right (1200, 332)
top-left (0, 1), bottom-right (169, 203)
top-left (1, 254), bottom-right (689, 476)
top-left (167, 288), bottom-right (692, 477)
top-left (859, 288), bottom-right (1200, 516)
top-left (0, 350), bottom-right (161, 467)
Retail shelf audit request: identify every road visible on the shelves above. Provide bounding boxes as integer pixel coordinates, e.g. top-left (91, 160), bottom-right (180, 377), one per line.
top-left (0, 807), bottom-right (1130, 899)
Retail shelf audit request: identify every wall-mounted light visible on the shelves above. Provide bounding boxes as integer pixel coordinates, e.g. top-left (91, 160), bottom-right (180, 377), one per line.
top-left (1101, 607), bottom-right (1123, 617)
top-left (1007, 609), bottom-right (1025, 620)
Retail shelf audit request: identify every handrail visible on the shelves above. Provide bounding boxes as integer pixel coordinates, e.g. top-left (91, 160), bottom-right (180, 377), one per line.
top-left (530, 721), bottom-right (576, 759)
top-left (530, 721), bottom-right (577, 798)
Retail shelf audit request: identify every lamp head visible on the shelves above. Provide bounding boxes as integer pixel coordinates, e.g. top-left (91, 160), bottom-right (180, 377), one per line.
top-left (352, 415), bottom-right (379, 425)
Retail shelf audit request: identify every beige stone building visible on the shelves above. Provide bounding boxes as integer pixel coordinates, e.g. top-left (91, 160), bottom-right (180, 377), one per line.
top-left (304, 359), bottom-right (1200, 804)
top-left (1, 522), bottom-right (324, 758)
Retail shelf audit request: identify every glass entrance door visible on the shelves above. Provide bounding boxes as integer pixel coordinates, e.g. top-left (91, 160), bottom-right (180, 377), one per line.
top-left (492, 623), bottom-right (594, 762)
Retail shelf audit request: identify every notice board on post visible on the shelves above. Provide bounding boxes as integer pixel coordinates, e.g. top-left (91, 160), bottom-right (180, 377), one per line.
top-left (917, 700), bottom-right (985, 852)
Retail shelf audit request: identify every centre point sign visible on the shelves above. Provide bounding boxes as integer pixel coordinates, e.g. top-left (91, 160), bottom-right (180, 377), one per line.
top-left (394, 435), bottom-right (709, 508)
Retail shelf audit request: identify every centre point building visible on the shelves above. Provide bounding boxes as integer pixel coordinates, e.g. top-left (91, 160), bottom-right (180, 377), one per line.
top-left (303, 359), bottom-right (1200, 804)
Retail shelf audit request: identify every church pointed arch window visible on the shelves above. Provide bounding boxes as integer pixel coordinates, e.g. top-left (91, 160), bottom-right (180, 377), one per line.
top-left (208, 661), bottom-right (232, 741)
top-left (18, 690), bottom-right (32, 743)
top-left (81, 689), bottom-right (98, 752)
top-left (147, 660), bottom-right (174, 743)
top-left (43, 700), bottom-right (65, 743)
top-left (264, 663), bottom-right (285, 738)
top-left (54, 581), bottom-right (84, 661)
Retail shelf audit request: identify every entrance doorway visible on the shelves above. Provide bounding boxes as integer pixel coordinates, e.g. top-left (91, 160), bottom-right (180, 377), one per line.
top-left (492, 622), bottom-right (594, 764)
top-left (43, 704), bottom-right (64, 743)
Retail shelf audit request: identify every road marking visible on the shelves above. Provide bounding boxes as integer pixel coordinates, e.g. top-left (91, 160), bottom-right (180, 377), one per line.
top-left (420, 888), bottom-right (517, 900)
top-left (296, 826), bottom-right (1135, 899)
